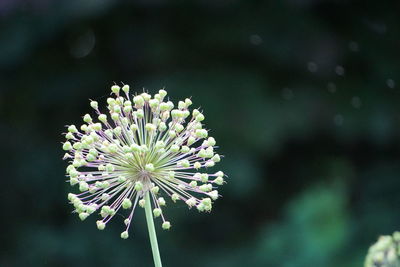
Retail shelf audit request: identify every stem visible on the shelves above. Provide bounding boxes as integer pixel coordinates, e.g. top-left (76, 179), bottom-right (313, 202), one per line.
top-left (144, 192), bottom-right (162, 267)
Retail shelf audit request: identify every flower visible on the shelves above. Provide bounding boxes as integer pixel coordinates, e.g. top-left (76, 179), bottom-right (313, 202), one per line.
top-left (62, 84), bottom-right (225, 238)
top-left (364, 232), bottom-right (400, 267)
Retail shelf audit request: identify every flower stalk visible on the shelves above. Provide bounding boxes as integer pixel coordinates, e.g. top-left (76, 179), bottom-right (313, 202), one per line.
top-left (144, 192), bottom-right (162, 267)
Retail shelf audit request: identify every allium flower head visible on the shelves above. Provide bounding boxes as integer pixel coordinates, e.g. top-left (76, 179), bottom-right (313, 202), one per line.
top-left (62, 85), bottom-right (225, 238)
top-left (365, 232), bottom-right (400, 267)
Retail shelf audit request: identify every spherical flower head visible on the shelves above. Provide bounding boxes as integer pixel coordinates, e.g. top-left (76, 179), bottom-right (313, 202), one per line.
top-left (62, 84), bottom-right (226, 238)
top-left (364, 232), bottom-right (400, 267)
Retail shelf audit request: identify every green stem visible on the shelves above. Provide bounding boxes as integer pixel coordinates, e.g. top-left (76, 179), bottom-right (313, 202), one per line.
top-left (144, 192), bottom-right (162, 267)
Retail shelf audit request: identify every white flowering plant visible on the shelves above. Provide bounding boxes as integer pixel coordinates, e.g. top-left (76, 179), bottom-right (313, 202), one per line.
top-left (62, 84), bottom-right (226, 266)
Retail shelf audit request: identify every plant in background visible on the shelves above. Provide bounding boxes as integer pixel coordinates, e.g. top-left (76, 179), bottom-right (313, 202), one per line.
top-left (365, 232), bottom-right (400, 267)
top-left (62, 84), bottom-right (225, 267)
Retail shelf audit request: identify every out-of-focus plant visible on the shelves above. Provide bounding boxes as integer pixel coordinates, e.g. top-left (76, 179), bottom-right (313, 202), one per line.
top-left (365, 232), bottom-right (400, 267)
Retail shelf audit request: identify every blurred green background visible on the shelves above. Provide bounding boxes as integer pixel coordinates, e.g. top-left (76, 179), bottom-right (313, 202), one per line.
top-left (1, 1), bottom-right (400, 266)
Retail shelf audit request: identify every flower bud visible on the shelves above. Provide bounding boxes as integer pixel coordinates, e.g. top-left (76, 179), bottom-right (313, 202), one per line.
top-left (111, 113), bottom-right (119, 121)
top-left (111, 85), bottom-right (120, 95)
top-left (120, 231), bottom-right (129, 239)
top-left (185, 98), bottom-right (192, 107)
top-left (187, 136), bottom-right (196, 146)
top-left (145, 123), bottom-right (156, 132)
top-left (215, 171), bottom-right (224, 177)
top-left (205, 161), bottom-right (215, 167)
top-left (133, 95), bottom-right (145, 107)
top-left (63, 142), bottom-right (72, 151)
top-left (169, 130), bottom-right (176, 138)
top-left (170, 145), bottom-right (180, 153)
top-left (134, 181), bottom-right (143, 191)
top-left (79, 181), bottom-right (89, 192)
top-left (149, 99), bottom-right (159, 109)
top-left (122, 198), bottom-right (132, 209)
top-left (195, 129), bottom-right (208, 138)
top-left (171, 193), bottom-right (180, 202)
top-left (90, 101), bottom-right (98, 109)
top-left (208, 190), bottom-right (219, 200)
top-left (196, 113), bottom-right (205, 122)
top-left (79, 212), bottom-right (89, 221)
top-left (159, 89), bottom-right (167, 98)
top-left (83, 114), bottom-right (92, 123)
top-left (96, 220), bottom-right (106, 230)
top-left (162, 221), bottom-right (171, 230)
top-left (136, 109), bottom-right (144, 118)
top-left (185, 198), bottom-right (196, 207)
top-left (214, 176), bottom-right (224, 185)
top-left (98, 114), bottom-right (107, 123)
top-left (158, 197), bottom-right (166, 206)
top-left (122, 84), bottom-right (130, 94)
top-left (151, 186), bottom-right (160, 194)
top-left (145, 163), bottom-right (155, 172)
top-left (160, 102), bottom-right (169, 111)
top-left (153, 208), bottom-right (162, 217)
top-left (178, 101), bottom-right (186, 110)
